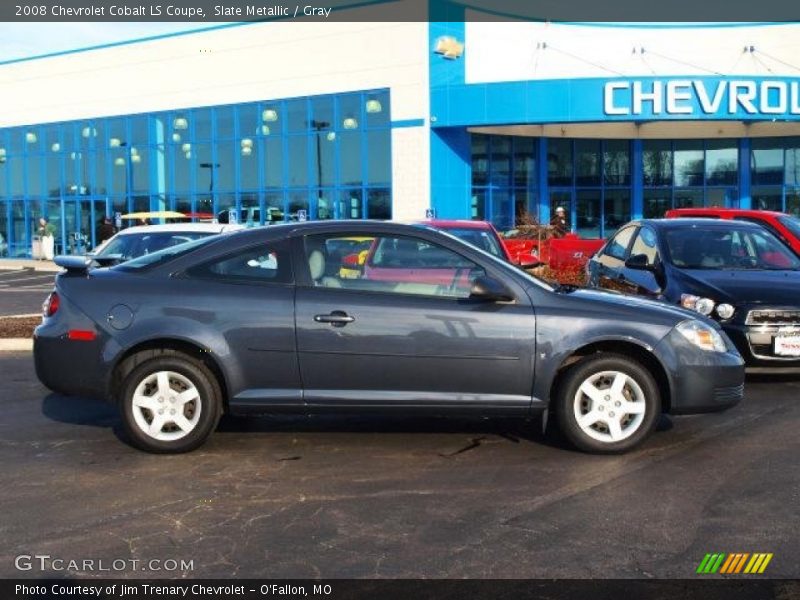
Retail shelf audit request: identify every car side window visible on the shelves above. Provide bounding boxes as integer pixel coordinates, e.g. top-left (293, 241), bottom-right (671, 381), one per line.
top-left (186, 244), bottom-right (292, 283)
top-left (629, 227), bottom-right (660, 266)
top-left (304, 233), bottom-right (486, 299)
top-left (603, 226), bottom-right (636, 260)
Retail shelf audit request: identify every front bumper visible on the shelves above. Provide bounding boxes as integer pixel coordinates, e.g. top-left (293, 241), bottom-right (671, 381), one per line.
top-left (654, 328), bottom-right (745, 415)
top-left (724, 323), bottom-right (800, 368)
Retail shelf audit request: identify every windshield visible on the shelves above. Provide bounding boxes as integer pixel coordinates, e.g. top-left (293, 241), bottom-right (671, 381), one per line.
top-left (778, 215), bottom-right (800, 241)
top-left (665, 226), bottom-right (800, 270)
top-left (96, 231), bottom-right (215, 260)
top-left (439, 227), bottom-right (504, 258)
top-left (113, 236), bottom-right (218, 271)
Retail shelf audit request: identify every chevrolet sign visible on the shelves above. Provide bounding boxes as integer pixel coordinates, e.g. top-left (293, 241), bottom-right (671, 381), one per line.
top-left (604, 80), bottom-right (800, 117)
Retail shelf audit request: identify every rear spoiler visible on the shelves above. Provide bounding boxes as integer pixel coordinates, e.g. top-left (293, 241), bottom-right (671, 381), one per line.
top-left (91, 254), bottom-right (124, 267)
top-left (53, 255), bottom-right (94, 274)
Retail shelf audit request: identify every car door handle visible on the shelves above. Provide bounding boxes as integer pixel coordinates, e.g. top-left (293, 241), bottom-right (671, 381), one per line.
top-left (314, 311), bottom-right (355, 326)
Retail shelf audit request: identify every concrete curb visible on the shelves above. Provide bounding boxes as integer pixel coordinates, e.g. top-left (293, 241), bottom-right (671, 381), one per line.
top-left (0, 338), bottom-right (33, 352)
top-left (1, 313), bottom-right (41, 319)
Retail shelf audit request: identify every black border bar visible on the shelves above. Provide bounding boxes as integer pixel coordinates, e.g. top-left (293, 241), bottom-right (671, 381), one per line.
top-left (5, 579), bottom-right (800, 600)
top-left (2, 0), bottom-right (800, 23)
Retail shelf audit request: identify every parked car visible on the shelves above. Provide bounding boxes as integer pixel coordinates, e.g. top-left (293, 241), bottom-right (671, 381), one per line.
top-left (504, 233), bottom-right (606, 272)
top-left (586, 218), bottom-right (800, 367)
top-left (90, 223), bottom-right (244, 266)
top-left (415, 219), bottom-right (538, 268)
top-left (666, 207), bottom-right (800, 257)
top-left (35, 221), bottom-right (743, 454)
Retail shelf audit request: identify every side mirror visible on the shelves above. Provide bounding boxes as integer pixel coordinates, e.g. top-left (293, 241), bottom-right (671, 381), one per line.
top-left (469, 276), bottom-right (514, 302)
top-left (625, 253), bottom-right (655, 271)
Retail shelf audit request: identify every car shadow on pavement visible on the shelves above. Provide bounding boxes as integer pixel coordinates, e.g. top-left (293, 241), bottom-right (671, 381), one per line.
top-left (745, 371), bottom-right (800, 383)
top-left (42, 393), bottom-right (118, 426)
top-left (217, 413), bottom-right (570, 449)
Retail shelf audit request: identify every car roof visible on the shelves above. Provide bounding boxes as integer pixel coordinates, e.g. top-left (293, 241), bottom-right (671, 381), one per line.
top-left (667, 207), bottom-right (786, 218)
top-left (115, 223), bottom-right (244, 235)
top-left (412, 219), bottom-right (494, 230)
top-left (640, 218), bottom-right (765, 230)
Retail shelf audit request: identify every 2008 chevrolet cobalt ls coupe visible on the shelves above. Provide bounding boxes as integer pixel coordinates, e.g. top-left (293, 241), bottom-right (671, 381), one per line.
top-left (34, 221), bottom-right (745, 454)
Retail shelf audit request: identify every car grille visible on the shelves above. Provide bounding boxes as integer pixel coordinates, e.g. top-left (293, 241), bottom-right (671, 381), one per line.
top-left (745, 309), bottom-right (800, 326)
top-left (714, 383), bottom-right (744, 404)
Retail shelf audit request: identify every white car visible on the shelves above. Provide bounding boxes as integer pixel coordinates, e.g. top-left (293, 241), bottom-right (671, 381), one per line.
top-left (91, 223), bottom-right (245, 265)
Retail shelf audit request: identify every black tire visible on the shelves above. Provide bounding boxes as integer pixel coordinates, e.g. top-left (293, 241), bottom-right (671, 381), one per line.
top-left (119, 353), bottom-right (222, 453)
top-left (554, 353), bottom-right (660, 454)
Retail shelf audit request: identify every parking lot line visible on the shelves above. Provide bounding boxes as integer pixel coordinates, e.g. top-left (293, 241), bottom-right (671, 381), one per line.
top-left (0, 275), bottom-right (55, 285)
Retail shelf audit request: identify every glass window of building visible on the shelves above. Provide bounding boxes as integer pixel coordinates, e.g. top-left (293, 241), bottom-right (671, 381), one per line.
top-left (644, 190), bottom-right (671, 219)
top-left (193, 108), bottom-right (213, 141)
top-left (264, 136), bottom-right (283, 189)
top-left (643, 140), bottom-right (673, 186)
top-left (576, 190), bottom-right (601, 238)
top-left (575, 140), bottom-right (601, 187)
top-left (471, 135), bottom-right (489, 186)
top-left (216, 141), bottom-right (236, 192)
top-left (751, 139), bottom-right (784, 185)
top-left (786, 142), bottom-right (800, 186)
top-left (367, 130), bottom-right (391, 185)
top-left (365, 91), bottom-right (389, 128)
top-left (705, 140), bottom-right (738, 186)
top-left (489, 137), bottom-right (511, 186)
top-left (752, 187), bottom-right (783, 211)
top-left (216, 106), bottom-right (235, 140)
top-left (287, 136), bottom-right (309, 187)
top-left (674, 141), bottom-right (704, 187)
top-left (604, 140), bottom-right (630, 186)
top-left (339, 131), bottom-right (361, 187)
top-left (548, 139), bottom-right (572, 187)
top-left (0, 89), bottom-right (391, 257)
top-left (287, 99), bottom-right (308, 133)
top-left (604, 189), bottom-right (631, 233)
top-left (513, 137), bottom-right (535, 187)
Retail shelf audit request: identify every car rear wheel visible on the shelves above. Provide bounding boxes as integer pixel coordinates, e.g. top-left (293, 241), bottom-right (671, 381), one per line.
top-left (120, 354), bottom-right (221, 453)
top-left (555, 354), bottom-right (660, 454)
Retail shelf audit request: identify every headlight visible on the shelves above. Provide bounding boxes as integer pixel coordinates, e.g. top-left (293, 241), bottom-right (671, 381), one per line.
top-left (681, 294), bottom-right (715, 316)
top-left (676, 320), bottom-right (727, 353)
top-left (716, 303), bottom-right (735, 320)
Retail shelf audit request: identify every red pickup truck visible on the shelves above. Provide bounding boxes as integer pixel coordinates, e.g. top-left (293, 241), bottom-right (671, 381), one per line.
top-left (504, 234), bottom-right (605, 270)
top-left (665, 208), bottom-right (800, 256)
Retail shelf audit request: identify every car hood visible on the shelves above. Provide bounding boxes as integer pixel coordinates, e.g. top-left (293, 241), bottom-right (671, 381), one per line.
top-left (559, 287), bottom-right (701, 324)
top-left (675, 269), bottom-right (800, 306)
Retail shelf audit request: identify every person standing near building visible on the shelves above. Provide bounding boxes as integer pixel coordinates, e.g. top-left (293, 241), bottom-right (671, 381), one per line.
top-left (550, 206), bottom-right (569, 238)
top-left (36, 217), bottom-right (56, 260)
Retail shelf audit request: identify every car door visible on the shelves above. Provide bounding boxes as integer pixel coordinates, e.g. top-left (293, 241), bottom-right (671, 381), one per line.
top-left (177, 238), bottom-right (302, 411)
top-left (591, 225), bottom-right (637, 293)
top-left (293, 229), bottom-right (537, 414)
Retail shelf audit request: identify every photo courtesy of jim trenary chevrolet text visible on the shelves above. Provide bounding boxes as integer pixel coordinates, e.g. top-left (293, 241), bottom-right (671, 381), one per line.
top-left (1, 1), bottom-right (800, 599)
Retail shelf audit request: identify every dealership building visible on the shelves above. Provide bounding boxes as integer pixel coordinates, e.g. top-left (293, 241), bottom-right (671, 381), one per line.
top-left (1, 5), bottom-right (800, 256)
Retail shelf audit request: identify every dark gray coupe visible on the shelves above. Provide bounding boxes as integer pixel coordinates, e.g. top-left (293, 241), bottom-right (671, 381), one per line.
top-left (34, 221), bottom-right (745, 454)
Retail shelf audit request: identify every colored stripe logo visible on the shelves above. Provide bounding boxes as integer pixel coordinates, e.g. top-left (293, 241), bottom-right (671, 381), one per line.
top-left (697, 553), bottom-right (773, 574)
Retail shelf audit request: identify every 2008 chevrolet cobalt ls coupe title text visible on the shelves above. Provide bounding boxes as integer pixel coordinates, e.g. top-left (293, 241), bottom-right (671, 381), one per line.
top-left (34, 221), bottom-right (745, 454)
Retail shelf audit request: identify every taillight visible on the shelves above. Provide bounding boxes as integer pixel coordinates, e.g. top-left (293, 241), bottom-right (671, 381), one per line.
top-left (42, 291), bottom-right (59, 318)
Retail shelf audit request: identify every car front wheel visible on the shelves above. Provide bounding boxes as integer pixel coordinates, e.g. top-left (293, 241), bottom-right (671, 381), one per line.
top-left (555, 354), bottom-right (660, 453)
top-left (120, 353), bottom-right (222, 453)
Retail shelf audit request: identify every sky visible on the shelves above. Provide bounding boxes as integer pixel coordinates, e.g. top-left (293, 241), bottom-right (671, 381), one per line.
top-left (0, 23), bottom-right (225, 62)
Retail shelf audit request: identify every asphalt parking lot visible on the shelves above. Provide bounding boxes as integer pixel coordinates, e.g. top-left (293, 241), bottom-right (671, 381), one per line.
top-left (1, 270), bottom-right (799, 580)
top-left (0, 267), bottom-right (55, 316)
top-left (1, 348), bottom-right (799, 579)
